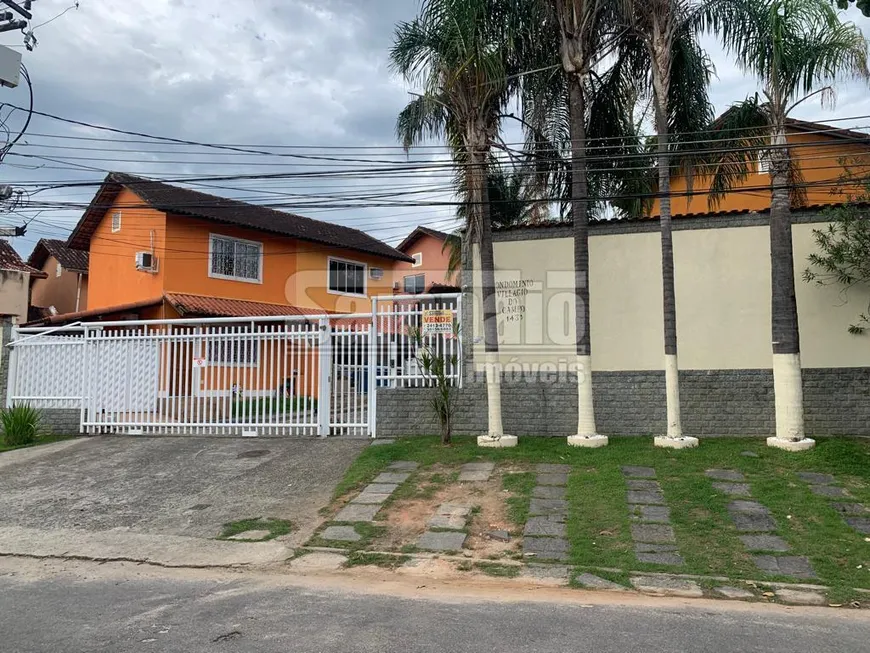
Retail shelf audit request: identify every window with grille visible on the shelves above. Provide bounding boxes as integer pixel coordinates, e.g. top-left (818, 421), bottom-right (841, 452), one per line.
top-left (328, 257), bottom-right (366, 296)
top-left (206, 340), bottom-right (259, 365)
top-left (403, 273), bottom-right (425, 294)
top-left (209, 234), bottom-right (262, 283)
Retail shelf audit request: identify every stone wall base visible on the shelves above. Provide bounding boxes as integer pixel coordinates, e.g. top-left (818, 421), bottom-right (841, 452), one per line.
top-left (40, 409), bottom-right (81, 436)
top-left (375, 368), bottom-right (870, 438)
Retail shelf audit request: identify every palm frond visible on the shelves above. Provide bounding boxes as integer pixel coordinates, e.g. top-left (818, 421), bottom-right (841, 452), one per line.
top-left (395, 94), bottom-right (450, 150)
top-left (700, 95), bottom-right (770, 209)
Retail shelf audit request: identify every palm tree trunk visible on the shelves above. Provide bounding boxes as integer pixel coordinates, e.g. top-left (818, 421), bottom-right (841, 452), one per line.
top-left (768, 125), bottom-right (806, 445)
top-left (655, 100), bottom-right (684, 441)
top-left (471, 144), bottom-right (505, 439)
top-left (567, 73), bottom-right (600, 443)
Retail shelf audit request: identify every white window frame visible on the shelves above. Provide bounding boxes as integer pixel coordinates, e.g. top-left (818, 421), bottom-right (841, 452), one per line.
top-left (757, 137), bottom-right (775, 174)
top-left (327, 256), bottom-right (367, 297)
top-left (111, 211), bottom-right (122, 233)
top-left (208, 233), bottom-right (263, 284)
top-left (411, 252), bottom-right (423, 268)
top-left (55, 262), bottom-right (63, 278)
top-left (403, 273), bottom-right (426, 295)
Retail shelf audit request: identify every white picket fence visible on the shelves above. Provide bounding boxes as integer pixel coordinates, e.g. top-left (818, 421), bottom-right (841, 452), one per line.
top-left (6, 294), bottom-right (462, 437)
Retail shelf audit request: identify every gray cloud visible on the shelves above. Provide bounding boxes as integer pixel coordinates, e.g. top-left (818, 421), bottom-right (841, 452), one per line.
top-left (0, 0), bottom-right (868, 258)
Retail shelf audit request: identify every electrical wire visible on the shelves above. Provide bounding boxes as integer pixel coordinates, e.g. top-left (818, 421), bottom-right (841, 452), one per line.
top-left (11, 109), bottom-right (870, 150)
top-left (0, 64), bottom-right (33, 162)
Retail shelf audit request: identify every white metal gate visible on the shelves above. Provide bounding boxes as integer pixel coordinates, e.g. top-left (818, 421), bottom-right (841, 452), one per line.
top-left (6, 294), bottom-right (461, 437)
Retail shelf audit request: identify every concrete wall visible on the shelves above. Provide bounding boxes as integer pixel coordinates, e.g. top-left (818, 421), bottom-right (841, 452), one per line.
top-left (471, 212), bottom-right (870, 370)
top-left (377, 209), bottom-right (870, 438)
top-left (0, 270), bottom-right (32, 324)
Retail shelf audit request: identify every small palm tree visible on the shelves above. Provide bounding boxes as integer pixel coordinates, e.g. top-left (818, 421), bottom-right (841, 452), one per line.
top-left (391, 0), bottom-right (532, 444)
top-left (618, 0), bottom-right (714, 448)
top-left (703, 0), bottom-right (869, 448)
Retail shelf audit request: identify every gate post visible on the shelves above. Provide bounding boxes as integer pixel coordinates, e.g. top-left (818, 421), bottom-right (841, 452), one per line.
top-left (317, 317), bottom-right (332, 438)
top-left (5, 323), bottom-right (18, 409)
top-left (80, 325), bottom-right (89, 434)
top-left (369, 297), bottom-right (378, 439)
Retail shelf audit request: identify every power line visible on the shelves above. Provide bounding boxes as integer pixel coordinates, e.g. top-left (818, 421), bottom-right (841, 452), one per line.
top-left (10, 106), bottom-right (870, 149)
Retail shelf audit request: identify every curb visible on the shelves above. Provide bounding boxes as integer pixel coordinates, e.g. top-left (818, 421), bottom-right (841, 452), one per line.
top-left (291, 547), bottom-right (865, 607)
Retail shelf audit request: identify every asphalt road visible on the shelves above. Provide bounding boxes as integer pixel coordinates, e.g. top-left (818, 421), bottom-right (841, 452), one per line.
top-left (2, 560), bottom-right (869, 653)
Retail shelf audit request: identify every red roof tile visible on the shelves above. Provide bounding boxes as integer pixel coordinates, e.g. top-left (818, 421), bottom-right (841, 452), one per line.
top-left (0, 240), bottom-right (48, 278)
top-left (25, 297), bottom-right (163, 326)
top-left (397, 225), bottom-right (452, 252)
top-left (68, 173), bottom-right (414, 263)
top-left (164, 293), bottom-right (324, 318)
top-left (27, 239), bottom-right (89, 273)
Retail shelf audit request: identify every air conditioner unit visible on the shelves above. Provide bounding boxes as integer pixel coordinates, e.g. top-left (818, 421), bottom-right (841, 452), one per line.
top-left (370, 267), bottom-right (384, 281)
top-left (135, 251), bottom-right (157, 272)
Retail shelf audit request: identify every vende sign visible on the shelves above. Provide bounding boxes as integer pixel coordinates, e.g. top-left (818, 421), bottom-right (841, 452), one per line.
top-left (422, 309), bottom-right (454, 336)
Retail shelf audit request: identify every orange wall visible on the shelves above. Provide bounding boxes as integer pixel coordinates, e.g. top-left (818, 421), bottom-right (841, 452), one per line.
top-left (292, 244), bottom-right (396, 313)
top-left (651, 132), bottom-right (870, 217)
top-left (30, 254), bottom-right (88, 314)
top-left (163, 216), bottom-right (297, 306)
top-left (86, 188), bottom-right (167, 310)
top-left (394, 233), bottom-right (453, 291)
top-left (88, 200), bottom-right (400, 314)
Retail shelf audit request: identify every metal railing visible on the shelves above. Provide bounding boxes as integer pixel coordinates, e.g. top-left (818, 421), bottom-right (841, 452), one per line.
top-left (7, 293), bottom-right (462, 437)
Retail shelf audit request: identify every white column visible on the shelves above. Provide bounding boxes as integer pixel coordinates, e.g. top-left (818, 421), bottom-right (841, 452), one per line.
top-left (568, 354), bottom-right (607, 448)
top-left (767, 352), bottom-right (815, 451)
top-left (654, 353), bottom-right (698, 449)
top-left (477, 352), bottom-right (516, 448)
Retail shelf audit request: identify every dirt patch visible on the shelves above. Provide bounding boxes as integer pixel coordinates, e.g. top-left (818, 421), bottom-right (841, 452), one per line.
top-left (374, 463), bottom-right (527, 559)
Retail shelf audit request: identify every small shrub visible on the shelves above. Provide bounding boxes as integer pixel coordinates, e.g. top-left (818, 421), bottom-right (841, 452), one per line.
top-left (1, 404), bottom-right (44, 447)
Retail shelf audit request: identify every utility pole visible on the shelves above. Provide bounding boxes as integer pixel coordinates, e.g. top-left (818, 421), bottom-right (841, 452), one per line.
top-left (0, 0), bottom-right (36, 238)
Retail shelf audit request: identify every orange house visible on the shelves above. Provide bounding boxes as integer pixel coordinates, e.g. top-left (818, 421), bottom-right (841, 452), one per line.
top-left (27, 239), bottom-right (89, 317)
top-left (38, 172), bottom-right (413, 322)
top-left (393, 226), bottom-right (458, 294)
top-left (649, 118), bottom-right (870, 218)
top-left (25, 173), bottom-right (413, 406)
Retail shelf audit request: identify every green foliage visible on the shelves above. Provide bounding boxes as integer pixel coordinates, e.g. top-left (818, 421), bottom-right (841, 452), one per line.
top-left (804, 183), bottom-right (870, 333)
top-left (343, 552), bottom-right (411, 570)
top-left (473, 561), bottom-right (520, 578)
top-left (699, 0), bottom-right (869, 206)
top-left (502, 471), bottom-right (535, 529)
top-left (1, 404), bottom-right (44, 447)
top-left (218, 518), bottom-right (293, 542)
top-left (390, 0), bottom-right (538, 249)
top-left (407, 322), bottom-right (460, 445)
top-left (230, 396), bottom-right (317, 419)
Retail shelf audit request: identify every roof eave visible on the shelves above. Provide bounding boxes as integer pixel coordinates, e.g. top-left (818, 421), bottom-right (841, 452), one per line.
top-left (66, 176), bottom-right (125, 251)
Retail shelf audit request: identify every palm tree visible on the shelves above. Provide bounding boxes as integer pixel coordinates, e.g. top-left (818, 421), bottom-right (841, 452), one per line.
top-left (445, 164), bottom-right (545, 283)
top-left (542, 0), bottom-right (627, 448)
top-left (703, 0), bottom-right (869, 449)
top-left (618, 0), bottom-right (714, 448)
top-left (391, 0), bottom-right (531, 446)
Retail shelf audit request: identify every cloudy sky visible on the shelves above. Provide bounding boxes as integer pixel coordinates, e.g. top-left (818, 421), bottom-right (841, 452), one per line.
top-left (0, 0), bottom-right (869, 258)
